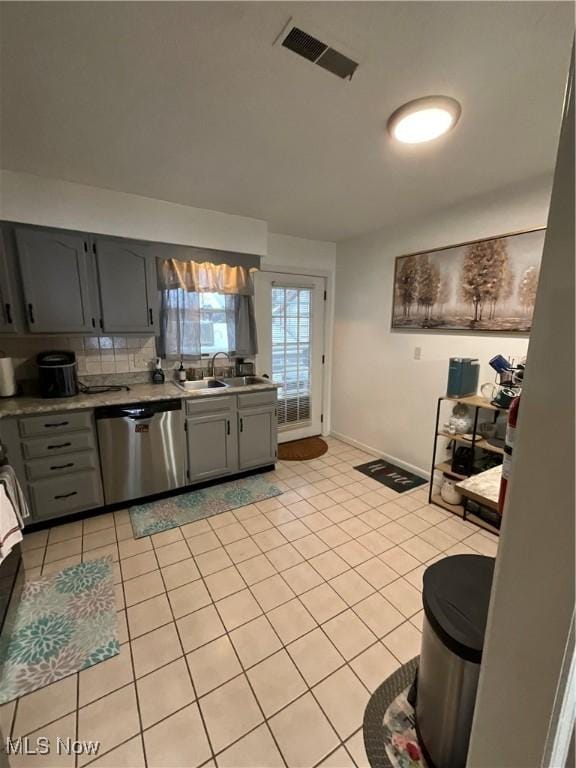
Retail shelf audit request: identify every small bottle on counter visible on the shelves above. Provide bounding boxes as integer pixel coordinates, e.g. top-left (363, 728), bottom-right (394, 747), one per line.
top-left (177, 358), bottom-right (187, 383)
top-left (152, 357), bottom-right (165, 384)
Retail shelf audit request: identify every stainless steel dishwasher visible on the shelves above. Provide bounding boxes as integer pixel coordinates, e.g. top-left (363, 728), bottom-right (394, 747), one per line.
top-left (96, 399), bottom-right (186, 504)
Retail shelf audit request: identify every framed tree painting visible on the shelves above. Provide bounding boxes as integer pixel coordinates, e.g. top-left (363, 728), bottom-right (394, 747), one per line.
top-left (391, 227), bottom-right (545, 332)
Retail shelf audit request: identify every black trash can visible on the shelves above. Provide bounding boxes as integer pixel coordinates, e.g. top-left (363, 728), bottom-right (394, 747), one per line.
top-left (415, 554), bottom-right (495, 768)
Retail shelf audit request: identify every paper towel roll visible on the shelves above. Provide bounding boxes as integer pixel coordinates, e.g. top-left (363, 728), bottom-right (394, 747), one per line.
top-left (0, 357), bottom-right (17, 397)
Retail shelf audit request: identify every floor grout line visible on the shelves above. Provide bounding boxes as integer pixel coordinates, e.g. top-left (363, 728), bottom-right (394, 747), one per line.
top-left (156, 533), bottom-right (220, 768)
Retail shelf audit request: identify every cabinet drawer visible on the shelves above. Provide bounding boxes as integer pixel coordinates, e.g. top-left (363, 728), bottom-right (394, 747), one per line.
top-left (21, 431), bottom-right (95, 460)
top-left (19, 411), bottom-right (92, 438)
top-left (24, 451), bottom-right (99, 481)
top-left (237, 390), bottom-right (277, 409)
top-left (185, 396), bottom-right (236, 416)
top-left (28, 471), bottom-right (103, 520)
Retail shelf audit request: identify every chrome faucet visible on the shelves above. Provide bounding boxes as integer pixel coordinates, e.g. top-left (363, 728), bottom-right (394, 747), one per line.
top-left (209, 351), bottom-right (231, 377)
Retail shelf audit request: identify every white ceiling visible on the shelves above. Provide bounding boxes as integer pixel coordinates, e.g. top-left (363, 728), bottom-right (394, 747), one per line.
top-left (0, 2), bottom-right (573, 242)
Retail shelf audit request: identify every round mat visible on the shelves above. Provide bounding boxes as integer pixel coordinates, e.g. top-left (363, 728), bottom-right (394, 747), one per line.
top-left (363, 657), bottom-right (420, 768)
top-left (277, 436), bottom-right (328, 461)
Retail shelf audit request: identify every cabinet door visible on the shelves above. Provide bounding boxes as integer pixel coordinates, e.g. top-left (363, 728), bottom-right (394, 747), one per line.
top-left (238, 406), bottom-right (277, 470)
top-left (15, 228), bottom-right (94, 333)
top-left (94, 238), bottom-right (159, 334)
top-left (186, 413), bottom-right (238, 483)
top-left (0, 228), bottom-right (21, 334)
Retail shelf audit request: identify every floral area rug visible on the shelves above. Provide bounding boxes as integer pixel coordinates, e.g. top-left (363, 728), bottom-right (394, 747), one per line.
top-left (0, 557), bottom-right (118, 704)
top-left (130, 474), bottom-right (282, 538)
top-left (382, 687), bottom-right (427, 768)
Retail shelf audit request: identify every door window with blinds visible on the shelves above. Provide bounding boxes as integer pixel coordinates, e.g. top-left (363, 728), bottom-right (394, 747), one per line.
top-left (272, 286), bottom-right (312, 427)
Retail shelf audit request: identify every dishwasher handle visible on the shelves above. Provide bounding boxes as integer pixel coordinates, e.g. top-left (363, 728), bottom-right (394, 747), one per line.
top-left (121, 407), bottom-right (155, 421)
top-left (95, 399), bottom-right (181, 421)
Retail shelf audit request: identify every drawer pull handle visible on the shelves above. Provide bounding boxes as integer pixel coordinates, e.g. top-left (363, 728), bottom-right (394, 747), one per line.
top-left (5, 303), bottom-right (12, 324)
top-left (47, 442), bottom-right (72, 450)
top-left (227, 420), bottom-right (231, 435)
top-left (54, 491), bottom-right (78, 500)
top-left (28, 303), bottom-right (35, 324)
top-left (44, 421), bottom-right (69, 428)
top-left (50, 463), bottom-right (74, 471)
top-left (240, 417), bottom-right (244, 433)
top-left (149, 308), bottom-right (154, 325)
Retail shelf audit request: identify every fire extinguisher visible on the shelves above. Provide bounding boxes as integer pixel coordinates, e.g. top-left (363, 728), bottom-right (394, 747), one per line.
top-left (498, 394), bottom-right (520, 515)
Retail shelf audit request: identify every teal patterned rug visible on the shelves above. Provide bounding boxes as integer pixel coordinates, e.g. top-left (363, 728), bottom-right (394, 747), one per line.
top-left (130, 474), bottom-right (283, 538)
top-left (0, 557), bottom-right (119, 704)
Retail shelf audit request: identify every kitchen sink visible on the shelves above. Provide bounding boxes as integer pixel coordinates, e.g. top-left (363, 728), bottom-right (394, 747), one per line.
top-left (177, 379), bottom-right (228, 391)
top-left (217, 376), bottom-right (270, 387)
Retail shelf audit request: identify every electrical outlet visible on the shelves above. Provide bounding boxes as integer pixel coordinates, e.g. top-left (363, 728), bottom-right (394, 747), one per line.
top-left (414, 347), bottom-right (422, 360)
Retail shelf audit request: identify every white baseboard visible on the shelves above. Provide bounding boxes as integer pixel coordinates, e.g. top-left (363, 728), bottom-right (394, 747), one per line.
top-left (329, 431), bottom-right (430, 480)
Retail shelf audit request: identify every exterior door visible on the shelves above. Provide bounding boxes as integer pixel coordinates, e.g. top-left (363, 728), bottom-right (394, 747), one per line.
top-left (93, 237), bottom-right (159, 334)
top-left (255, 272), bottom-right (325, 442)
top-left (16, 227), bottom-right (94, 333)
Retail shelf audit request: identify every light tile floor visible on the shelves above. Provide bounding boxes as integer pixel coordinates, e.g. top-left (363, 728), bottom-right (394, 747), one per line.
top-left (1, 437), bottom-right (498, 768)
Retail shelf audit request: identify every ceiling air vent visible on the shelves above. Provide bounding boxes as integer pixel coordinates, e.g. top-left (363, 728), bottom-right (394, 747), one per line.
top-left (282, 27), bottom-right (327, 63)
top-left (280, 25), bottom-right (359, 81)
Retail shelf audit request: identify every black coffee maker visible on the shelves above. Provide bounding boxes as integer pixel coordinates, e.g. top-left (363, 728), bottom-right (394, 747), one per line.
top-left (37, 351), bottom-right (79, 398)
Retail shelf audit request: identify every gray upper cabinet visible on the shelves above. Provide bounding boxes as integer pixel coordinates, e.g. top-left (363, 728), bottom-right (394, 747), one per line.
top-left (0, 228), bottom-right (21, 333)
top-left (15, 227), bottom-right (95, 333)
top-left (93, 238), bottom-right (159, 334)
top-left (238, 405), bottom-right (277, 470)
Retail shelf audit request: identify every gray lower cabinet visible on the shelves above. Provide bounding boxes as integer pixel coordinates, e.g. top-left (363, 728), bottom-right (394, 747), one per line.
top-left (185, 390), bottom-right (277, 482)
top-left (186, 397), bottom-right (238, 483)
top-left (0, 409), bottom-right (104, 523)
top-left (93, 237), bottom-right (159, 334)
top-left (15, 227), bottom-right (95, 333)
top-left (28, 471), bottom-right (103, 521)
top-left (0, 390), bottom-right (277, 524)
top-left (238, 405), bottom-right (277, 470)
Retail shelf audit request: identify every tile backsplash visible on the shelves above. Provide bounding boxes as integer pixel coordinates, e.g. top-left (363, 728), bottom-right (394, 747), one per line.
top-left (0, 335), bottom-right (157, 381)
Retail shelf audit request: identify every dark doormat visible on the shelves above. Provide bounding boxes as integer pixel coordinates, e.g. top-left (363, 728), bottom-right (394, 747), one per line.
top-left (278, 437), bottom-right (328, 461)
top-left (354, 459), bottom-right (427, 493)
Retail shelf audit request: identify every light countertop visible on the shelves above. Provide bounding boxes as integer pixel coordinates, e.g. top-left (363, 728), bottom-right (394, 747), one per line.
top-left (0, 380), bottom-right (278, 418)
top-left (456, 464), bottom-right (502, 509)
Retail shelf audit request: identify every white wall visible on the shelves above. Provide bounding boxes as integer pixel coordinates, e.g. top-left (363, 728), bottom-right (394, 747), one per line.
top-left (332, 174), bottom-right (553, 474)
top-left (0, 170), bottom-right (268, 255)
top-left (468, 62), bottom-right (574, 768)
top-left (265, 233), bottom-right (336, 272)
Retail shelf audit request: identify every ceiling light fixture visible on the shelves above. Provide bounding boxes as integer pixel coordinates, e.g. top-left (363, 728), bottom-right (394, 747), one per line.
top-left (388, 96), bottom-right (461, 144)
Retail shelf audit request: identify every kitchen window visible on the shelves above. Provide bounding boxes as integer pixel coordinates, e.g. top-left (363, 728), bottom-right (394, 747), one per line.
top-left (158, 259), bottom-right (258, 360)
top-left (160, 290), bottom-right (235, 358)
